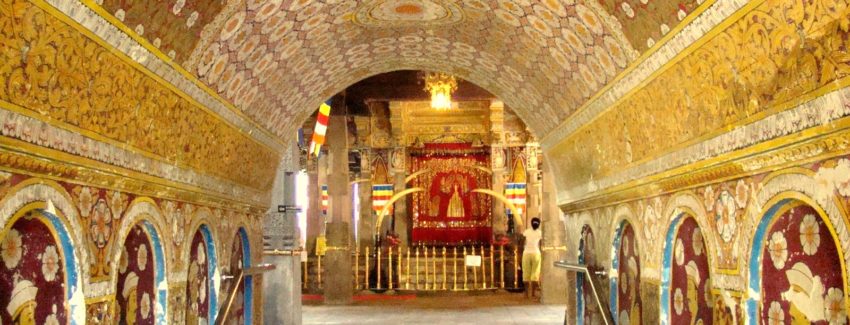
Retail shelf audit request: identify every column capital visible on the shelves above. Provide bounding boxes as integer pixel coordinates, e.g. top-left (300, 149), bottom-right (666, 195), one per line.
top-left (263, 211), bottom-right (297, 252)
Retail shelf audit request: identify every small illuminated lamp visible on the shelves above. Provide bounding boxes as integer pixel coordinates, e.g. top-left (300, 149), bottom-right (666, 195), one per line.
top-left (423, 72), bottom-right (458, 110)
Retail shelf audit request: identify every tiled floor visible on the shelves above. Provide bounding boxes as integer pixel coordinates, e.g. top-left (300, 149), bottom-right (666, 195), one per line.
top-left (302, 292), bottom-right (565, 324)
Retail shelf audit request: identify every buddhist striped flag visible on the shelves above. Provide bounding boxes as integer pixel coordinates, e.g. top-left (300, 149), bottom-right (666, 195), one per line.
top-left (321, 185), bottom-right (329, 215)
top-left (308, 101), bottom-right (331, 156)
top-left (505, 183), bottom-right (527, 215)
top-left (372, 184), bottom-right (394, 214)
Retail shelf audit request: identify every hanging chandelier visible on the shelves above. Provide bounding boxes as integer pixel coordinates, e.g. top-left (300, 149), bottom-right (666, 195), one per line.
top-left (423, 72), bottom-right (458, 110)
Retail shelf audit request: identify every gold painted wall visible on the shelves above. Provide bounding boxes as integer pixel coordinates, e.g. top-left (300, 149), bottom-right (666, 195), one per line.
top-left (0, 0), bottom-right (279, 192)
top-left (0, 1), bottom-right (274, 323)
top-left (560, 152), bottom-right (850, 324)
top-left (547, 0), bottom-right (850, 195)
top-left (0, 171), bottom-right (265, 323)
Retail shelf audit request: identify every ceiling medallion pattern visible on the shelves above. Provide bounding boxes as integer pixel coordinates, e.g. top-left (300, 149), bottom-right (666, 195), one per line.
top-left (353, 0), bottom-right (465, 27)
top-left (74, 0), bottom-right (717, 146)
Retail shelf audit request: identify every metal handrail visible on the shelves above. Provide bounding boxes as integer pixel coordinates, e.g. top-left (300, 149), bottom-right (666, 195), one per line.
top-left (214, 264), bottom-right (276, 325)
top-left (554, 261), bottom-right (614, 325)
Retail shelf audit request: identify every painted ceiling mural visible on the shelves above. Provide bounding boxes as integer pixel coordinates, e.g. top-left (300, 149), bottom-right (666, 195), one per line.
top-left (96, 0), bottom-right (226, 63)
top-left (597, 0), bottom-right (702, 51)
top-left (82, 0), bottom-right (716, 144)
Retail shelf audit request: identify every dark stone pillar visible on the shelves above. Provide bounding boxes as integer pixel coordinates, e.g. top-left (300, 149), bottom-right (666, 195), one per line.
top-left (263, 164), bottom-right (302, 324)
top-left (324, 113), bottom-right (353, 304)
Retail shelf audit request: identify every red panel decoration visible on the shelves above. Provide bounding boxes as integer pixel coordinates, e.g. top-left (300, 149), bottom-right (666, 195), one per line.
top-left (410, 144), bottom-right (492, 245)
top-left (0, 211), bottom-right (66, 324)
top-left (669, 217), bottom-right (712, 325)
top-left (618, 223), bottom-right (642, 325)
top-left (185, 230), bottom-right (210, 324)
top-left (760, 203), bottom-right (846, 324)
top-left (227, 234), bottom-right (245, 325)
top-left (117, 224), bottom-right (156, 325)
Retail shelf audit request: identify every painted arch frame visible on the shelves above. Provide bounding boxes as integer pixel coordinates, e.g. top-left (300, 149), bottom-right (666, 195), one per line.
top-left (0, 180), bottom-right (87, 324)
top-left (112, 198), bottom-right (170, 325)
top-left (235, 226), bottom-right (253, 325)
top-left (745, 193), bottom-right (849, 324)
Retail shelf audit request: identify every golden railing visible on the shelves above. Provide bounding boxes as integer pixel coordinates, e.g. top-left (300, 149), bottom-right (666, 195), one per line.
top-left (301, 245), bottom-right (524, 292)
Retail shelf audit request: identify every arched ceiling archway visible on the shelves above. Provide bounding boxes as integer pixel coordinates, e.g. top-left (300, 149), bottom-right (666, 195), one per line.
top-left (91, 0), bottom-right (703, 141)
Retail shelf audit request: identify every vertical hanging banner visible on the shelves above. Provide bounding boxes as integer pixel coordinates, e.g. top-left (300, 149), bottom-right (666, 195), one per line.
top-left (372, 184), bottom-right (394, 214)
top-left (309, 100), bottom-right (332, 156)
top-left (321, 185), bottom-right (329, 215)
top-left (505, 183), bottom-right (527, 215)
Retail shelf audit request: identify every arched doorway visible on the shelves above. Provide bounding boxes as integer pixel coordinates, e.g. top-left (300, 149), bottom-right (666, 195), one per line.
top-left (116, 219), bottom-right (168, 325)
top-left (747, 198), bottom-right (848, 324)
top-left (227, 227), bottom-right (252, 325)
top-left (660, 214), bottom-right (712, 325)
top-left (577, 224), bottom-right (601, 324)
top-left (0, 204), bottom-right (82, 324)
top-left (185, 224), bottom-right (217, 325)
top-left (611, 220), bottom-right (641, 325)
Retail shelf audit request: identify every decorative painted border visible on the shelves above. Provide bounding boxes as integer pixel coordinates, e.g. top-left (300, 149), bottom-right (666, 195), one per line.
top-left (559, 86), bottom-right (850, 206)
top-left (237, 227), bottom-right (253, 325)
top-left (33, 0), bottom-right (283, 151)
top-left (658, 212), bottom-right (687, 325)
top-left (541, 0), bottom-right (753, 148)
top-left (745, 199), bottom-right (793, 325)
top-left (141, 220), bottom-right (169, 325)
top-left (608, 219), bottom-right (627, 322)
top-left (199, 224), bottom-right (219, 324)
top-left (40, 209), bottom-right (86, 325)
top-left (0, 108), bottom-right (265, 204)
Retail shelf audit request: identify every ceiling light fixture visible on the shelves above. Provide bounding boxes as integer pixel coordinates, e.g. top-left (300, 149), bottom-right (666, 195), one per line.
top-left (423, 72), bottom-right (458, 110)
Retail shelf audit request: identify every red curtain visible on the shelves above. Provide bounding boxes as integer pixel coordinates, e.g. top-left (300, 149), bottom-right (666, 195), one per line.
top-left (409, 144), bottom-right (492, 245)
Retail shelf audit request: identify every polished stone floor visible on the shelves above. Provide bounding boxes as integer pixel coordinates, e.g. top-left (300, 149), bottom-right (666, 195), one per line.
top-left (303, 292), bottom-right (565, 324)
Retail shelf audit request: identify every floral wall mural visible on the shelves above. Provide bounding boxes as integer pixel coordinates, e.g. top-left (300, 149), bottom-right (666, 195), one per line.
top-left (757, 202), bottom-right (846, 324)
top-left (116, 224), bottom-right (156, 325)
top-left (0, 172), bottom-right (264, 324)
top-left (615, 222), bottom-right (641, 325)
top-left (664, 216), bottom-right (712, 325)
top-left (563, 154), bottom-right (850, 325)
top-left (577, 225), bottom-right (601, 324)
top-left (0, 210), bottom-right (66, 324)
top-left (186, 228), bottom-right (212, 325)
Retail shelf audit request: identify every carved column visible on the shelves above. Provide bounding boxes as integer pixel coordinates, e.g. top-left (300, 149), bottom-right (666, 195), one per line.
top-left (489, 101), bottom-right (507, 235)
top-left (324, 110), bottom-right (353, 304)
top-left (388, 101), bottom-right (410, 246)
top-left (263, 146), bottom-right (302, 324)
top-left (357, 149), bottom-right (375, 249)
top-left (305, 158), bottom-right (321, 255)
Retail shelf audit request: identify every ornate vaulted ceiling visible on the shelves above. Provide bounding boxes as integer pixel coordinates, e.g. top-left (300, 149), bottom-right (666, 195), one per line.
top-left (88, 0), bottom-right (704, 140)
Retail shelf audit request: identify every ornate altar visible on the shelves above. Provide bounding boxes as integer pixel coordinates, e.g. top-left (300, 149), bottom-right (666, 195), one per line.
top-left (409, 143), bottom-right (492, 245)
